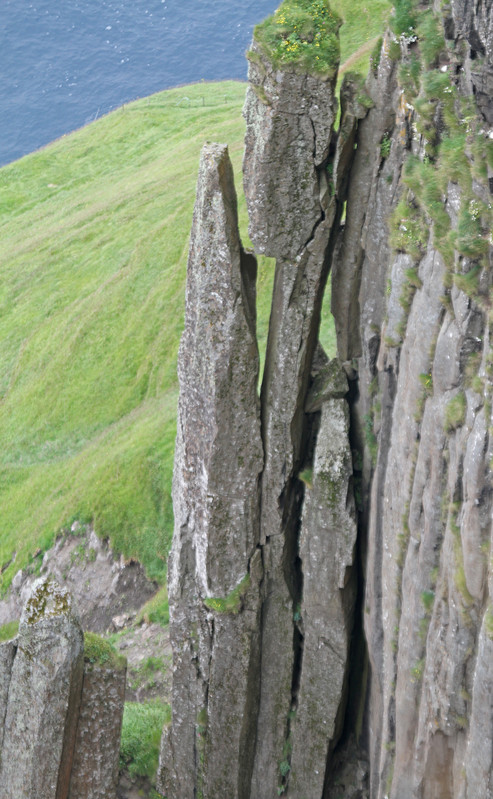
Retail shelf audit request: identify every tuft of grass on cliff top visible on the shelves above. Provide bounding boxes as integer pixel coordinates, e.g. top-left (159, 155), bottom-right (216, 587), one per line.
top-left (253, 0), bottom-right (391, 79)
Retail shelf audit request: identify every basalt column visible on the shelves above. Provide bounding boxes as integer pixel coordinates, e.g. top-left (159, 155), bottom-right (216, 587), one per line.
top-left (158, 144), bottom-right (264, 799)
top-left (243, 37), bottom-right (342, 798)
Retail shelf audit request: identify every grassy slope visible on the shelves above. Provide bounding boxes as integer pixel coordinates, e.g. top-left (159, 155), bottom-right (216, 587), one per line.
top-left (0, 82), bottom-right (257, 588)
top-left (332, 0), bottom-right (391, 73)
top-left (0, 0), bottom-right (391, 593)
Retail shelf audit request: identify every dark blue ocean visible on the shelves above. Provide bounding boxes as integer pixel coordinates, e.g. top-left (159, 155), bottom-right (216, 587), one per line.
top-left (0, 0), bottom-right (277, 166)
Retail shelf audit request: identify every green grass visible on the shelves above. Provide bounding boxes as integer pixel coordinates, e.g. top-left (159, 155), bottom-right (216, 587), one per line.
top-left (119, 700), bottom-right (171, 779)
top-left (444, 392), bottom-right (467, 433)
top-left (332, 0), bottom-right (391, 67)
top-left (135, 584), bottom-right (169, 627)
top-left (0, 619), bottom-right (19, 643)
top-left (203, 573), bottom-right (250, 614)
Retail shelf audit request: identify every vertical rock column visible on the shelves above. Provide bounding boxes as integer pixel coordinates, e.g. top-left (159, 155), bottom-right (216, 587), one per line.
top-left (288, 362), bottom-right (357, 798)
top-left (0, 577), bottom-right (84, 799)
top-left (68, 641), bottom-right (127, 799)
top-left (158, 143), bottom-right (263, 799)
top-left (243, 39), bottom-right (339, 798)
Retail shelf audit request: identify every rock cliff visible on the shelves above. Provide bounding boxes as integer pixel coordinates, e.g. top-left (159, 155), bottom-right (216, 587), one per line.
top-left (160, 0), bottom-right (493, 797)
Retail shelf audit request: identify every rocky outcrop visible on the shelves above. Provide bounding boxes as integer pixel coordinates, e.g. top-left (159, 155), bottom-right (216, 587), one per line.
top-left (0, 638), bottom-right (16, 756)
top-left (332, 2), bottom-right (493, 797)
top-left (0, 577), bottom-right (126, 799)
top-left (0, 523), bottom-right (157, 633)
top-left (288, 365), bottom-right (357, 799)
top-left (0, 577), bottom-right (84, 799)
top-left (162, 1), bottom-right (493, 798)
top-left (161, 17), bottom-right (362, 796)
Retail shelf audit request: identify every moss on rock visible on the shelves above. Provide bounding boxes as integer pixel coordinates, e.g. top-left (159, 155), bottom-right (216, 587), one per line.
top-left (84, 630), bottom-right (127, 671)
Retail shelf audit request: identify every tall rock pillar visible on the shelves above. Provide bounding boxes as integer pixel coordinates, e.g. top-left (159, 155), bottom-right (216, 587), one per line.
top-left (243, 35), bottom-right (341, 798)
top-left (158, 143), bottom-right (264, 799)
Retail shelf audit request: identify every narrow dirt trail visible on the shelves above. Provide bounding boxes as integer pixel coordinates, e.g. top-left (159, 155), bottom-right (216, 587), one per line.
top-left (340, 36), bottom-right (379, 73)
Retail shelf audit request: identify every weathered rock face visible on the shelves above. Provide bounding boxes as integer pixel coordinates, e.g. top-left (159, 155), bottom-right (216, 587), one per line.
top-left (243, 44), bottom-right (360, 798)
top-left (0, 638), bottom-right (16, 757)
top-left (69, 652), bottom-right (126, 799)
top-left (0, 577), bottom-right (127, 799)
top-left (331, 2), bottom-right (493, 798)
top-left (243, 40), bottom-right (336, 260)
top-left (160, 47), bottom-right (363, 797)
top-left (158, 143), bottom-right (263, 799)
top-left (288, 367), bottom-right (357, 799)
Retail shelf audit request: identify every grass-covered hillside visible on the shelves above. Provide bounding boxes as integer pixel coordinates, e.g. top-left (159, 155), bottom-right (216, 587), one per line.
top-left (0, 0), bottom-right (391, 594)
top-left (0, 82), bottom-right (259, 590)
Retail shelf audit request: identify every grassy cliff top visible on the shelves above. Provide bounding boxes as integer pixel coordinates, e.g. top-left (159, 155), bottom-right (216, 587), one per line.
top-left (253, 0), bottom-right (342, 76)
top-left (253, 0), bottom-right (391, 78)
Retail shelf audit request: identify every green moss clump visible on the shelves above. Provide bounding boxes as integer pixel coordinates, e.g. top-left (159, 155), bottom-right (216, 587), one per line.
top-left (364, 412), bottom-right (378, 466)
top-left (418, 372), bottom-right (433, 396)
top-left (456, 202), bottom-right (489, 259)
top-left (421, 589), bottom-right (435, 614)
top-left (388, 195), bottom-right (427, 260)
top-left (398, 54), bottom-right (421, 97)
top-left (253, 0), bottom-right (341, 76)
top-left (439, 134), bottom-right (470, 185)
top-left (298, 467), bottom-right (313, 488)
top-left (444, 392), bottom-right (466, 433)
top-left (84, 630), bottom-right (126, 671)
top-left (0, 619), bottom-right (19, 643)
top-left (485, 606), bottom-right (493, 640)
top-left (203, 573), bottom-right (250, 614)
top-left (370, 36), bottom-right (383, 75)
top-left (453, 264), bottom-right (482, 298)
top-left (417, 11), bottom-right (445, 67)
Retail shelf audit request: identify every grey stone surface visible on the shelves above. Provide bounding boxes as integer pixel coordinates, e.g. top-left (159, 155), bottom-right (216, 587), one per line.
top-left (0, 577), bottom-right (84, 799)
top-left (243, 40), bottom-right (337, 260)
top-left (0, 638), bottom-right (16, 759)
top-left (68, 655), bottom-right (126, 799)
top-left (288, 396), bottom-right (357, 798)
top-left (246, 49), bottom-right (340, 797)
top-left (305, 357), bottom-right (349, 411)
top-left (158, 142), bottom-right (263, 799)
top-left (161, 3), bottom-right (493, 798)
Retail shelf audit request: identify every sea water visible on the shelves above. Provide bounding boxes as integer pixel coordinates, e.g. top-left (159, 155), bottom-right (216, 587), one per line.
top-left (0, 0), bottom-right (277, 166)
